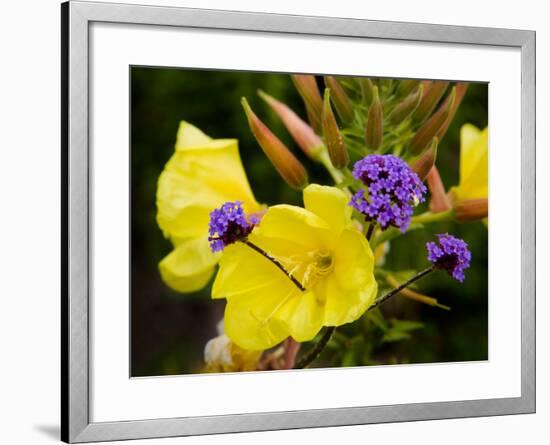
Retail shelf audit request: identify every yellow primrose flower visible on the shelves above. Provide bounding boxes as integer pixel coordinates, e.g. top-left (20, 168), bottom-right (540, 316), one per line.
top-left (212, 184), bottom-right (378, 351)
top-left (157, 121), bottom-right (262, 293)
top-left (203, 334), bottom-right (262, 373)
top-left (451, 124), bottom-right (488, 201)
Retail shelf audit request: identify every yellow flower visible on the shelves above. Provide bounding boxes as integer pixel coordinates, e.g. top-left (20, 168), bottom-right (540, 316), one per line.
top-left (451, 124), bottom-right (488, 201)
top-left (203, 334), bottom-right (261, 373)
top-left (157, 121), bottom-right (262, 293)
top-left (212, 184), bottom-right (378, 351)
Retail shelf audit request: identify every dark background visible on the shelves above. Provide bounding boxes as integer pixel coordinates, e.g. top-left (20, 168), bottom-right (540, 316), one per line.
top-left (131, 67), bottom-right (488, 376)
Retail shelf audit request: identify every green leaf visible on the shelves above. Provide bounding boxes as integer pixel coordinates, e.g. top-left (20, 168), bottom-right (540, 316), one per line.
top-left (390, 318), bottom-right (424, 332)
top-left (382, 330), bottom-right (411, 343)
top-left (364, 308), bottom-right (388, 332)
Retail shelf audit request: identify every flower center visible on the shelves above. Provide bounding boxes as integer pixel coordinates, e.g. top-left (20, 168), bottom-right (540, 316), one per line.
top-left (298, 249), bottom-right (334, 289)
top-left (313, 250), bottom-right (334, 275)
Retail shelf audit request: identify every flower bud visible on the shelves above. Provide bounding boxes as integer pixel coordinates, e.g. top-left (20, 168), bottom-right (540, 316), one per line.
top-left (389, 84), bottom-right (423, 125)
top-left (241, 98), bottom-right (308, 190)
top-left (397, 79), bottom-right (421, 97)
top-left (411, 136), bottom-right (438, 180)
top-left (426, 166), bottom-right (452, 213)
top-left (324, 76), bottom-right (354, 123)
top-left (435, 82), bottom-right (469, 141)
top-left (365, 86), bottom-right (384, 150)
top-left (413, 80), bottom-right (449, 123)
top-left (409, 87), bottom-right (456, 155)
top-left (360, 77), bottom-right (375, 106)
top-left (291, 75), bottom-right (323, 133)
top-left (454, 198), bottom-right (488, 222)
top-left (257, 90), bottom-right (324, 160)
top-left (322, 88), bottom-right (349, 169)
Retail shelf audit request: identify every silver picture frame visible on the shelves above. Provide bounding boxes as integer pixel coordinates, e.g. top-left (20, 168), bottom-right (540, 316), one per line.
top-left (61, 1), bottom-right (536, 442)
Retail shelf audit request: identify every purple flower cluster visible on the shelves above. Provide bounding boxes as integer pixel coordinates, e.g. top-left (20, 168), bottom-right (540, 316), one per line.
top-left (349, 154), bottom-right (427, 232)
top-left (426, 234), bottom-right (472, 282)
top-left (208, 201), bottom-right (258, 253)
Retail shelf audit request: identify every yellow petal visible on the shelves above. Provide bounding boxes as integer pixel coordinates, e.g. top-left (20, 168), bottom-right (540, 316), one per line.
top-left (212, 241), bottom-right (301, 301)
top-left (322, 229), bottom-right (377, 325)
top-left (333, 229), bottom-right (375, 291)
top-left (303, 184), bottom-right (352, 234)
top-left (213, 241), bottom-right (307, 349)
top-left (175, 121), bottom-right (212, 148)
top-left (276, 291), bottom-right (324, 342)
top-left (224, 300), bottom-right (289, 351)
top-left (159, 237), bottom-right (219, 293)
top-left (459, 123), bottom-right (482, 181)
top-left (455, 125), bottom-right (488, 201)
top-left (157, 126), bottom-right (260, 241)
top-left (257, 204), bottom-right (334, 251)
top-left (321, 274), bottom-right (377, 326)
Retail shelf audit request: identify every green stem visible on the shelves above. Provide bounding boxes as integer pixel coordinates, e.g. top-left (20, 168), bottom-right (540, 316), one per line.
top-left (294, 267), bottom-right (436, 369)
top-left (366, 222), bottom-right (376, 241)
top-left (411, 209), bottom-right (454, 225)
top-left (370, 209), bottom-right (454, 249)
top-left (242, 240), bottom-right (305, 291)
top-left (295, 326), bottom-right (336, 369)
top-left (318, 149), bottom-right (345, 185)
top-left (371, 266), bottom-right (435, 309)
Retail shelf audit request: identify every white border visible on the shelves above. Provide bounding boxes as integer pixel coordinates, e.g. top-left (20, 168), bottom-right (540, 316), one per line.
top-left (89, 22), bottom-right (522, 422)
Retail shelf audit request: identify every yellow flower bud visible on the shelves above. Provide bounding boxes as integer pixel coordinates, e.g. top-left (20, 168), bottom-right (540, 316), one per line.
top-left (389, 84), bottom-right (423, 125)
top-left (324, 76), bottom-right (354, 123)
top-left (241, 98), bottom-right (308, 190)
top-left (291, 74), bottom-right (323, 133)
top-left (409, 87), bottom-right (456, 155)
top-left (397, 79), bottom-right (421, 97)
top-left (411, 136), bottom-right (438, 180)
top-left (426, 166), bottom-right (452, 213)
top-left (413, 80), bottom-right (449, 123)
top-left (454, 198), bottom-right (489, 222)
top-left (360, 77), bottom-right (375, 106)
top-left (257, 89), bottom-right (323, 160)
top-left (365, 86), bottom-right (384, 150)
top-left (435, 82), bottom-right (469, 141)
top-left (322, 88), bottom-right (349, 169)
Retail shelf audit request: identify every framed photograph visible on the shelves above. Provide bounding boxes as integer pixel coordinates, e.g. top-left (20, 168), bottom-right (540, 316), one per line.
top-left (62, 1), bottom-right (535, 442)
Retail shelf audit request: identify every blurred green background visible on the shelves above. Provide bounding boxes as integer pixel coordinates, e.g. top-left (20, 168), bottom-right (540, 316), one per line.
top-left (131, 67), bottom-right (488, 376)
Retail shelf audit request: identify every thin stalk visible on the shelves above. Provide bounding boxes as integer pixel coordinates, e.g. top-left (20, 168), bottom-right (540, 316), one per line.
top-left (242, 240), bottom-right (305, 291)
top-left (366, 222), bottom-right (376, 241)
top-left (371, 266), bottom-right (435, 309)
top-left (319, 150), bottom-right (345, 185)
top-left (295, 326), bottom-right (336, 369)
top-left (411, 209), bottom-right (454, 225)
top-left (294, 266), bottom-right (435, 369)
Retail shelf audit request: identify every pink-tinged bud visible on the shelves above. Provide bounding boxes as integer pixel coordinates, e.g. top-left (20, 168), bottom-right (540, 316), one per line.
top-left (324, 76), bottom-right (354, 123)
top-left (389, 84), bottom-right (423, 125)
top-left (257, 90), bottom-right (323, 160)
top-left (409, 87), bottom-right (456, 155)
top-left (398, 79), bottom-right (421, 97)
top-left (426, 166), bottom-right (452, 213)
top-left (365, 86), bottom-right (384, 150)
top-left (241, 98), bottom-right (308, 190)
top-left (291, 75), bottom-right (323, 133)
top-left (360, 77), bottom-right (375, 106)
top-left (413, 80), bottom-right (449, 123)
top-left (322, 89), bottom-right (349, 169)
top-left (455, 198), bottom-right (488, 222)
top-left (411, 137), bottom-right (438, 181)
top-left (435, 82), bottom-right (469, 141)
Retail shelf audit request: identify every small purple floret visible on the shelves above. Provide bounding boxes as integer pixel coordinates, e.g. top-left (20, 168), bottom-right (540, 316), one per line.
top-left (349, 154), bottom-right (427, 232)
top-left (208, 201), bottom-right (256, 252)
top-left (426, 234), bottom-right (472, 282)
